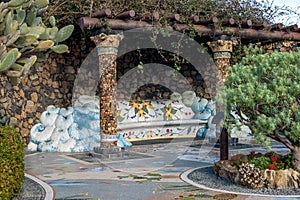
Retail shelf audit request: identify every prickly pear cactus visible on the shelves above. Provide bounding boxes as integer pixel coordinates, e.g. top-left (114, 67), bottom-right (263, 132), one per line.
top-left (0, 0), bottom-right (74, 85)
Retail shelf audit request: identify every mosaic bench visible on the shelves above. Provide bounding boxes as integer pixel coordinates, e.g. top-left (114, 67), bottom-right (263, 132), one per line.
top-left (116, 97), bottom-right (214, 141)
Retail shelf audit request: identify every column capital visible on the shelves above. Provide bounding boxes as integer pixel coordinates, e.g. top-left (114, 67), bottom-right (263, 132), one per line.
top-left (207, 36), bottom-right (238, 83)
top-left (207, 38), bottom-right (238, 54)
top-left (91, 33), bottom-right (124, 55)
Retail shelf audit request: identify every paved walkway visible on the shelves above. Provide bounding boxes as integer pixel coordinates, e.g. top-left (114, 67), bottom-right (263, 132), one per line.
top-left (24, 139), bottom-right (295, 200)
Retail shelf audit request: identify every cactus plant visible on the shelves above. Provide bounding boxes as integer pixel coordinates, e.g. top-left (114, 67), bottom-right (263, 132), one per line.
top-left (49, 16), bottom-right (55, 27)
top-left (16, 10), bottom-right (26, 25)
top-left (25, 6), bottom-right (37, 26)
top-left (19, 23), bottom-right (29, 34)
top-left (4, 11), bottom-right (13, 35)
top-left (22, 0), bottom-right (33, 8)
top-left (0, 48), bottom-right (18, 72)
top-left (6, 30), bottom-right (21, 46)
top-left (0, 44), bottom-right (6, 56)
top-left (31, 16), bottom-right (42, 26)
top-left (0, 2), bottom-right (8, 13)
top-left (11, 63), bottom-right (23, 71)
top-left (8, 0), bottom-right (24, 7)
top-left (35, 0), bottom-right (49, 9)
top-left (22, 55), bottom-right (37, 75)
top-left (51, 44), bottom-right (68, 53)
top-left (36, 40), bottom-right (54, 50)
top-left (28, 26), bottom-right (45, 35)
top-left (0, 0), bottom-right (74, 85)
top-left (54, 25), bottom-right (74, 43)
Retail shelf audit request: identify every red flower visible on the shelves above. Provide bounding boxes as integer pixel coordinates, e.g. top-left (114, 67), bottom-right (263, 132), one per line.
top-left (249, 151), bottom-right (255, 157)
top-left (268, 165), bottom-right (275, 170)
top-left (271, 157), bottom-right (278, 162)
top-left (230, 157), bottom-right (237, 161)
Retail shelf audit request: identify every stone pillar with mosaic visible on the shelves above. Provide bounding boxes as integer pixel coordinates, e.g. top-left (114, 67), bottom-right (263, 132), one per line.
top-left (91, 33), bottom-right (124, 149)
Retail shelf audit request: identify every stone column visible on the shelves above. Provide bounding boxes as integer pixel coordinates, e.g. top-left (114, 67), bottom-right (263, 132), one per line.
top-left (91, 33), bottom-right (123, 149)
top-left (207, 36), bottom-right (237, 160)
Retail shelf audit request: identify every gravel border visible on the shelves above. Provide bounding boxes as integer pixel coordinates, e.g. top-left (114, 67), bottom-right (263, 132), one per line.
top-left (13, 174), bottom-right (54, 200)
top-left (25, 174), bottom-right (54, 200)
top-left (181, 166), bottom-right (300, 197)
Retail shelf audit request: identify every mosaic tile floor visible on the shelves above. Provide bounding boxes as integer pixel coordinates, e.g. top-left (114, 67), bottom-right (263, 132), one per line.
top-left (24, 139), bottom-right (296, 200)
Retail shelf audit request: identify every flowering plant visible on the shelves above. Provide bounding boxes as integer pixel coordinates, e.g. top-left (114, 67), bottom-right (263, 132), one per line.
top-left (230, 157), bottom-right (237, 161)
top-left (268, 165), bottom-right (275, 170)
top-left (249, 151), bottom-right (256, 157)
top-left (247, 154), bottom-right (293, 171)
top-left (271, 157), bottom-right (278, 163)
top-left (230, 156), bottom-right (243, 167)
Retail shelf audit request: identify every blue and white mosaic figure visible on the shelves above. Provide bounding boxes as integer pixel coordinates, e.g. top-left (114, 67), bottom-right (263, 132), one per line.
top-left (28, 95), bottom-right (132, 152)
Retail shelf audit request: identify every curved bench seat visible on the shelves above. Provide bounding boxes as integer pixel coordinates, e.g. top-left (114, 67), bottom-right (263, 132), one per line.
top-left (116, 98), bottom-right (213, 141)
top-left (118, 119), bottom-right (208, 130)
top-left (118, 119), bottom-right (208, 141)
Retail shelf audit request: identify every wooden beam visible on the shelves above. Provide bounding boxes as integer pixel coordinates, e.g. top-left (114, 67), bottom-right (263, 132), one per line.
top-left (78, 17), bottom-right (99, 29)
top-left (281, 24), bottom-right (298, 32)
top-left (252, 21), bottom-right (269, 29)
top-left (269, 23), bottom-right (283, 31)
top-left (166, 13), bottom-right (180, 21)
top-left (197, 17), bottom-right (218, 25)
top-left (294, 28), bottom-right (300, 33)
top-left (222, 18), bottom-right (235, 26)
top-left (78, 18), bottom-right (152, 30)
top-left (116, 10), bottom-right (135, 19)
top-left (91, 9), bottom-right (111, 18)
top-left (142, 11), bottom-right (160, 21)
top-left (176, 23), bottom-right (300, 41)
top-left (188, 16), bottom-right (200, 23)
top-left (241, 20), bottom-right (252, 28)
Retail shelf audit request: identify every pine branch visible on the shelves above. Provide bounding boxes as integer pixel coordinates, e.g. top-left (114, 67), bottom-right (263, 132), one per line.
top-left (267, 132), bottom-right (294, 151)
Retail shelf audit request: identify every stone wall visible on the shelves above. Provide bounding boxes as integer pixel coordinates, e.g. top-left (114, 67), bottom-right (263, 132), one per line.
top-left (116, 49), bottom-right (211, 100)
top-left (0, 31), bottom-right (90, 145)
top-left (73, 48), bottom-right (211, 101)
top-left (261, 41), bottom-right (300, 53)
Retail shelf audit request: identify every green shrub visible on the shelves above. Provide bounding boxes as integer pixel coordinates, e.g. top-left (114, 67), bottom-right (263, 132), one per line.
top-left (249, 156), bottom-right (271, 170)
top-left (0, 126), bottom-right (24, 200)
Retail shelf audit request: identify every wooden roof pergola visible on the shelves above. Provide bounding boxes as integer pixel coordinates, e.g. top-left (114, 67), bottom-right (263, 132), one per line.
top-left (78, 9), bottom-right (300, 43)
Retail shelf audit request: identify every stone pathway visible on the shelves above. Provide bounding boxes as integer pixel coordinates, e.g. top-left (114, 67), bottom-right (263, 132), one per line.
top-left (24, 139), bottom-right (297, 200)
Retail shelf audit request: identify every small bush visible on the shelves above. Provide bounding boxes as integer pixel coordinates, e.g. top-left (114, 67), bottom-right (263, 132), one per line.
top-left (248, 154), bottom-right (294, 171)
top-left (249, 156), bottom-right (271, 170)
top-left (0, 126), bottom-right (24, 199)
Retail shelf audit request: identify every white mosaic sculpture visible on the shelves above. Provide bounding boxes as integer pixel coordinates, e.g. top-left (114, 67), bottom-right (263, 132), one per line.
top-left (28, 96), bottom-right (101, 152)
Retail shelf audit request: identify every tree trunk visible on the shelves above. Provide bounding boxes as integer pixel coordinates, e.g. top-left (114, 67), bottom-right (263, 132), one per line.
top-left (292, 146), bottom-right (300, 171)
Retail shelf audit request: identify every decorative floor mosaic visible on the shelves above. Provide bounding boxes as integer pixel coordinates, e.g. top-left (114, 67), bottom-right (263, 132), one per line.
top-left (64, 151), bottom-right (154, 163)
top-left (24, 140), bottom-right (296, 200)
